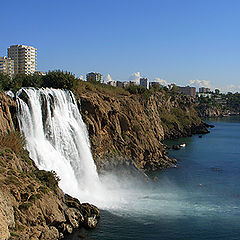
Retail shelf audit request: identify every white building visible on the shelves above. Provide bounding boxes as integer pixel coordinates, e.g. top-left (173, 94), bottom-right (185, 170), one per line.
top-left (8, 45), bottom-right (37, 75)
top-left (140, 78), bottom-right (149, 89)
top-left (0, 56), bottom-right (14, 78)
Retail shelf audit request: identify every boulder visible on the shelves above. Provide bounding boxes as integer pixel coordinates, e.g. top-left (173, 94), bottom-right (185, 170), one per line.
top-left (65, 208), bottom-right (84, 229)
top-left (172, 145), bottom-right (180, 150)
top-left (40, 226), bottom-right (59, 240)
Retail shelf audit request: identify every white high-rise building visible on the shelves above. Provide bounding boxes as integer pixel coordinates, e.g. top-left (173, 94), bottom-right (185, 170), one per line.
top-left (7, 45), bottom-right (37, 75)
top-left (0, 56), bottom-right (14, 78)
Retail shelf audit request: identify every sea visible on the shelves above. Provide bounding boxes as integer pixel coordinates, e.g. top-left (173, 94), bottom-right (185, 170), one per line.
top-left (66, 117), bottom-right (240, 240)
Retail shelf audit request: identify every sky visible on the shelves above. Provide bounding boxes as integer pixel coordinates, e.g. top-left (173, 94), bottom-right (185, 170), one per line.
top-left (1, 0), bottom-right (240, 92)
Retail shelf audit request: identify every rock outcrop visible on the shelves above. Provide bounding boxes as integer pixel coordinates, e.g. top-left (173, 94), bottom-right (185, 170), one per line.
top-left (0, 92), bottom-right (17, 134)
top-left (74, 85), bottom-right (210, 173)
top-left (196, 104), bottom-right (223, 118)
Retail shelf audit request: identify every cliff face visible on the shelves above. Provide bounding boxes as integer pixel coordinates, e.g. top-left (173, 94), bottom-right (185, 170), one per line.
top-left (0, 92), bottom-right (17, 134)
top-left (0, 92), bottom-right (99, 240)
top-left (196, 104), bottom-right (223, 118)
top-left (74, 86), bottom-right (208, 173)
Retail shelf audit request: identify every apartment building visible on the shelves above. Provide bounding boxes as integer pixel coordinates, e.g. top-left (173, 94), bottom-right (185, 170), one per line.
top-left (140, 78), bottom-right (149, 89)
top-left (0, 56), bottom-right (14, 78)
top-left (199, 87), bottom-right (210, 93)
top-left (86, 72), bottom-right (103, 83)
top-left (178, 86), bottom-right (196, 97)
top-left (7, 45), bottom-right (37, 75)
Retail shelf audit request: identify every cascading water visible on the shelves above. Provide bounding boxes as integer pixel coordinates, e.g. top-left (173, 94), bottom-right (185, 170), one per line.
top-left (16, 88), bottom-right (102, 202)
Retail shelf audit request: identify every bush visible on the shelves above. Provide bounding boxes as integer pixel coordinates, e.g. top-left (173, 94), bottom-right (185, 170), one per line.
top-left (34, 169), bottom-right (60, 191)
top-left (126, 85), bottom-right (151, 99)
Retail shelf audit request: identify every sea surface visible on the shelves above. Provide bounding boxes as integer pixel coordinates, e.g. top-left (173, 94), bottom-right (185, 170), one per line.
top-left (66, 117), bottom-right (240, 240)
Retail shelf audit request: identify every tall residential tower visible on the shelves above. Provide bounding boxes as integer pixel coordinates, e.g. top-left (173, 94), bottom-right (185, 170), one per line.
top-left (7, 45), bottom-right (37, 75)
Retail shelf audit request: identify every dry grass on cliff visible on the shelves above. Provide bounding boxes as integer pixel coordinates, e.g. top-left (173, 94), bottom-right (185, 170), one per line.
top-left (74, 80), bottom-right (130, 96)
top-left (0, 131), bottom-right (25, 154)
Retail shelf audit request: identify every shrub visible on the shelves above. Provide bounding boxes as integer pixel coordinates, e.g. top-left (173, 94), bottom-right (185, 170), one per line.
top-left (34, 169), bottom-right (60, 191)
top-left (126, 85), bottom-right (151, 99)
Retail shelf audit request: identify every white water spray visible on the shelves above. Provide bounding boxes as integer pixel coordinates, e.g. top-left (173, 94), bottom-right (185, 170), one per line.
top-left (16, 88), bottom-right (102, 202)
top-left (16, 88), bottom-right (152, 209)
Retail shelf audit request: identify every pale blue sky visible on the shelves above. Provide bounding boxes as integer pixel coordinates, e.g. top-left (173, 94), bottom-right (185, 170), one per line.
top-left (1, 0), bottom-right (240, 91)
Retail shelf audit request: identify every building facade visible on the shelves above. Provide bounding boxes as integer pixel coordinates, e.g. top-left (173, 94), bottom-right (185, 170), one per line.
top-left (197, 93), bottom-right (212, 98)
top-left (7, 45), bottom-right (37, 75)
top-left (0, 56), bottom-right (14, 78)
top-left (140, 78), bottom-right (149, 89)
top-left (86, 72), bottom-right (103, 83)
top-left (178, 86), bottom-right (196, 97)
top-left (116, 81), bottom-right (130, 88)
top-left (199, 87), bottom-right (210, 93)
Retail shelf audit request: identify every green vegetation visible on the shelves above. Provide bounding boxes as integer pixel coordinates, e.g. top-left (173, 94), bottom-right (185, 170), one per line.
top-left (225, 92), bottom-right (240, 112)
top-left (34, 169), bottom-right (60, 191)
top-left (126, 85), bottom-right (151, 99)
top-left (0, 70), bottom-right (77, 92)
top-left (0, 73), bottom-right (10, 90)
top-left (196, 91), bottom-right (240, 114)
top-left (73, 79), bottom-right (129, 97)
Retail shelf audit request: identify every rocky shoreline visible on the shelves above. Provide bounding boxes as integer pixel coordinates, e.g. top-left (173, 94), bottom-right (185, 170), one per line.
top-left (74, 87), bottom-right (211, 173)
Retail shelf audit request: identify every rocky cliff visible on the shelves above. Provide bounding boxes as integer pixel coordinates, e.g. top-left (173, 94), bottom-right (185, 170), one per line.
top-left (0, 92), bottom-right (100, 240)
top-left (73, 83), bottom-right (209, 173)
top-left (196, 104), bottom-right (223, 118)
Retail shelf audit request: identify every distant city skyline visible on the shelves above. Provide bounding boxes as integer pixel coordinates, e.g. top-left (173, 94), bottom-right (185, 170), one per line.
top-left (1, 0), bottom-right (240, 93)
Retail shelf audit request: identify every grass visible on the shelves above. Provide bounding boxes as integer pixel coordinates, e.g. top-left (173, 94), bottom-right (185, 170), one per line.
top-left (73, 80), bottom-right (129, 97)
top-left (0, 131), bottom-right (25, 154)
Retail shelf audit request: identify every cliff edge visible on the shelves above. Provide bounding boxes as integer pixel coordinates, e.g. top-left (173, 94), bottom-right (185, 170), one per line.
top-left (73, 82), bottom-right (209, 173)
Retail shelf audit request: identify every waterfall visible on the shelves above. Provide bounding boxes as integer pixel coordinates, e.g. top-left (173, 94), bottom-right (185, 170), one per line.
top-left (16, 88), bottom-right (101, 202)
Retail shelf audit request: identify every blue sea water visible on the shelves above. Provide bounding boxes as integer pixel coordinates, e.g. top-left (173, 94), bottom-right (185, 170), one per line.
top-left (67, 117), bottom-right (240, 240)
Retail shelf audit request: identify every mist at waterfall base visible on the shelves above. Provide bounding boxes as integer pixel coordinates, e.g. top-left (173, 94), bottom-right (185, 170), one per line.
top-left (16, 88), bottom-right (148, 208)
top-left (67, 118), bottom-right (240, 240)
top-left (16, 89), bottom-right (240, 239)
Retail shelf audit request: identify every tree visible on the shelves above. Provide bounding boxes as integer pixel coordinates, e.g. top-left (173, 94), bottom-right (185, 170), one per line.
top-left (42, 70), bottom-right (77, 90)
top-left (0, 73), bottom-right (11, 90)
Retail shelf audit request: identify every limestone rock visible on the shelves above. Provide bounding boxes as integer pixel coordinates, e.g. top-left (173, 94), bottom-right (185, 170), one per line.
top-left (65, 208), bottom-right (84, 228)
top-left (39, 226), bottom-right (59, 240)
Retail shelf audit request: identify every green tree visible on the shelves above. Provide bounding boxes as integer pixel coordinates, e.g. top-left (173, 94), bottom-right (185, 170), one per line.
top-left (42, 70), bottom-right (77, 90)
top-left (0, 73), bottom-right (11, 90)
